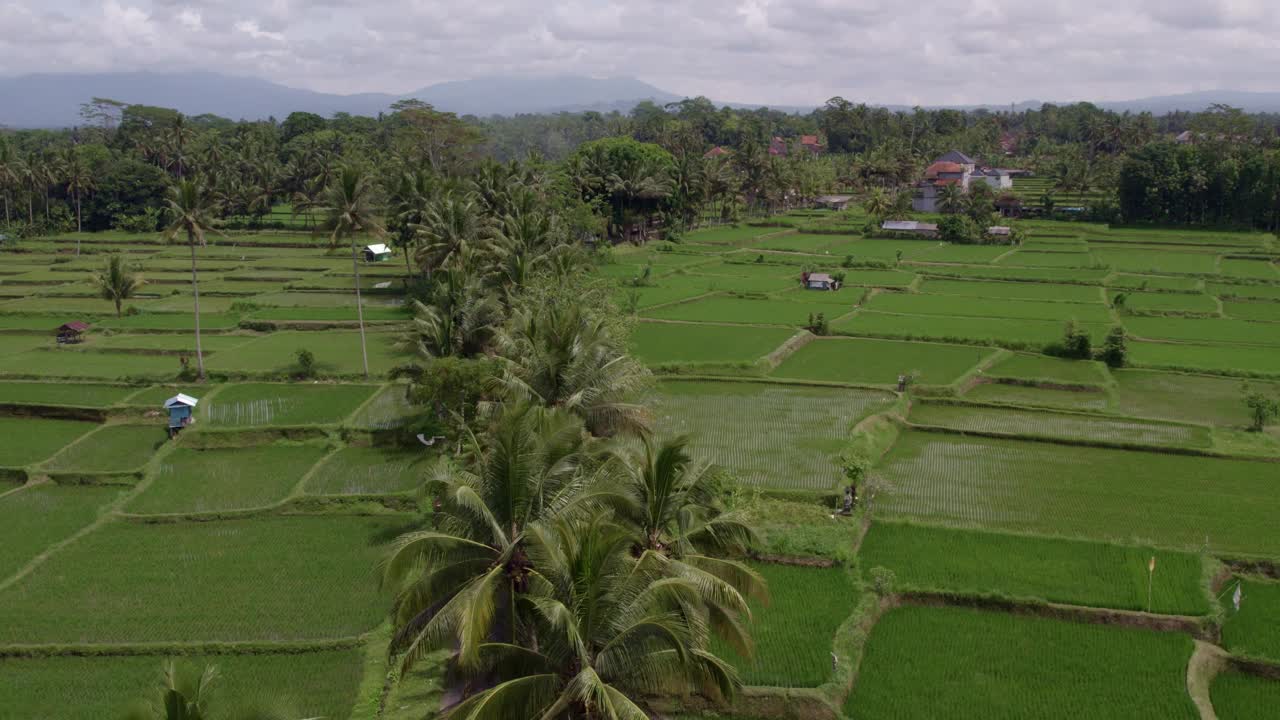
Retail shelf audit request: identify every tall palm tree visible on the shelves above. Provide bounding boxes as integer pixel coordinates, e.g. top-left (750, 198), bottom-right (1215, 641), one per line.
top-left (414, 193), bottom-right (489, 276)
top-left (0, 139), bottom-right (15, 223)
top-left (606, 157), bottom-right (673, 243)
top-left (61, 145), bottom-right (95, 237)
top-left (312, 164), bottom-right (386, 379)
top-left (91, 254), bottom-right (143, 317)
top-left (494, 303), bottom-right (652, 438)
top-left (442, 517), bottom-right (742, 719)
top-left (162, 179), bottom-right (221, 381)
top-left (380, 404), bottom-right (601, 671)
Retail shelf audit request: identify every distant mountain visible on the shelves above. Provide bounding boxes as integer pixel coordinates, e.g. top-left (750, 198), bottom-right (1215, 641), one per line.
top-left (0, 72), bottom-right (685, 128)
top-left (3, 71), bottom-right (1279, 128)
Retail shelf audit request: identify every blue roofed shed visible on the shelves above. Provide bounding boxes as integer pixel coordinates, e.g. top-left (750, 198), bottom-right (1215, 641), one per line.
top-left (164, 393), bottom-right (199, 434)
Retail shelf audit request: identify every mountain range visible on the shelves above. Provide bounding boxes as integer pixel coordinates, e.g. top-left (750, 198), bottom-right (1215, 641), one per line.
top-left (2, 72), bottom-right (1280, 128)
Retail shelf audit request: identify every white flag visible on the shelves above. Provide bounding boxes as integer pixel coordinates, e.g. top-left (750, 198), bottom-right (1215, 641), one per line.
top-left (1233, 583), bottom-right (1243, 612)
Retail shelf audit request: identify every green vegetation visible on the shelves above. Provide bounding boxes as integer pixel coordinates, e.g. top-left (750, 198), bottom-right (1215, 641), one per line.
top-left (629, 322), bottom-right (794, 366)
top-left (909, 402), bottom-right (1211, 448)
top-left (0, 417), bottom-right (96, 466)
top-left (860, 522), bottom-right (1210, 614)
top-left (0, 381), bottom-right (140, 407)
top-left (43, 424), bottom-right (166, 473)
top-left (202, 383), bottom-right (379, 426)
top-left (982, 353), bottom-right (1109, 385)
top-left (963, 382), bottom-right (1110, 410)
top-left (1221, 579), bottom-right (1280, 662)
top-left (711, 563), bottom-right (859, 687)
top-left (304, 446), bottom-right (428, 495)
top-left (128, 444), bottom-right (332, 514)
top-left (1209, 672), bottom-right (1280, 720)
top-left (644, 294), bottom-right (853, 327)
top-left (1114, 370), bottom-right (1279, 425)
top-left (876, 430), bottom-right (1280, 556)
top-left (846, 606), bottom-right (1198, 720)
top-left (772, 337), bottom-right (992, 386)
top-left (0, 484), bottom-right (120, 580)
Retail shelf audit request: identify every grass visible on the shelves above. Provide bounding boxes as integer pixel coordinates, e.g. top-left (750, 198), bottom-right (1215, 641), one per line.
top-left (0, 650), bottom-right (364, 720)
top-left (1093, 248), bottom-right (1220, 275)
top-left (305, 446), bottom-right (429, 495)
top-left (0, 382), bottom-right (140, 407)
top-left (684, 225), bottom-right (775, 245)
top-left (710, 563), bottom-right (859, 687)
top-left (1209, 671), bottom-right (1280, 720)
top-left (348, 384), bottom-right (418, 430)
top-left (97, 313), bottom-right (241, 331)
top-left (845, 606), bottom-right (1198, 720)
top-left (629, 322), bottom-right (794, 367)
top-left (127, 444), bottom-right (331, 514)
top-left (0, 418), bottom-right (97, 466)
top-left (1129, 341), bottom-right (1280, 377)
top-left (1113, 370), bottom-right (1278, 426)
top-left (982, 353), bottom-right (1109, 385)
top-left (1221, 578), bottom-right (1280, 662)
top-left (859, 521), bottom-right (1210, 614)
top-left (836, 311), bottom-right (1109, 348)
top-left (643, 294), bottom-right (854, 327)
top-left (202, 383), bottom-right (379, 427)
top-left (999, 250), bottom-right (1095, 268)
top-left (0, 484), bottom-right (121, 581)
top-left (875, 430), bottom-right (1280, 556)
top-left (963, 382), bottom-right (1111, 411)
top-left (1209, 282), bottom-right (1280, 300)
top-left (649, 380), bottom-right (894, 490)
top-left (919, 279), bottom-right (1103, 304)
top-left (1109, 274), bottom-right (1204, 292)
top-left (772, 337), bottom-right (992, 386)
top-left (909, 402), bottom-right (1211, 448)
top-left (864, 292), bottom-right (1113, 324)
top-left (914, 264), bottom-right (1110, 284)
top-left (0, 515), bottom-right (401, 644)
top-left (43, 425), bottom-right (167, 473)
top-left (0, 348), bottom-right (183, 380)
top-left (1219, 258), bottom-right (1279, 280)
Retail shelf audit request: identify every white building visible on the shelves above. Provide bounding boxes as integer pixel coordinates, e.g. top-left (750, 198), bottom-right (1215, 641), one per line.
top-left (912, 151), bottom-right (1012, 212)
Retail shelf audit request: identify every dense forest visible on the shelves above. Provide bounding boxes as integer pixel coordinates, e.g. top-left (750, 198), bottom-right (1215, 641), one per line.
top-left (3, 95), bottom-right (1280, 241)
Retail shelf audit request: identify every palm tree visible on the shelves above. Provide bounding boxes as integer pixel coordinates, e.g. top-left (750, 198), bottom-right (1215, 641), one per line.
top-left (863, 187), bottom-right (890, 221)
top-left (414, 193), bottom-right (489, 276)
top-left (0, 139), bottom-right (15, 223)
top-left (91, 254), bottom-right (143, 317)
top-left (937, 183), bottom-right (966, 215)
top-left (61, 145), bottom-right (95, 237)
top-left (441, 516), bottom-right (742, 719)
top-left (494, 303), bottom-right (652, 438)
top-left (312, 164), bottom-right (386, 379)
top-left (400, 267), bottom-right (501, 359)
top-left (606, 157), bottom-right (673, 242)
top-left (380, 404), bottom-right (601, 670)
top-left (121, 661), bottom-right (219, 720)
top-left (162, 179), bottom-right (222, 381)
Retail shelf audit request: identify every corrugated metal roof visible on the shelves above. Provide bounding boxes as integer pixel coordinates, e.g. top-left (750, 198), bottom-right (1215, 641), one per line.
top-left (164, 393), bottom-right (199, 408)
top-left (365, 244), bottom-right (391, 254)
top-left (808, 273), bottom-right (834, 282)
top-left (882, 220), bottom-right (921, 231)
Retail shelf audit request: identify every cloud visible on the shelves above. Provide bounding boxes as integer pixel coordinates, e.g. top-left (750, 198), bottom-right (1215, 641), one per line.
top-left (0, 0), bottom-right (1278, 106)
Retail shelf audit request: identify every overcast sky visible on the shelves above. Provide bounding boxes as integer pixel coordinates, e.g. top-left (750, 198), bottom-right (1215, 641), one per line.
top-left (3, 0), bottom-right (1278, 105)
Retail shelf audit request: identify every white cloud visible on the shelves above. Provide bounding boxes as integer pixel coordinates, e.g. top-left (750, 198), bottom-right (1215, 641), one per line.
top-left (0, 0), bottom-right (1278, 106)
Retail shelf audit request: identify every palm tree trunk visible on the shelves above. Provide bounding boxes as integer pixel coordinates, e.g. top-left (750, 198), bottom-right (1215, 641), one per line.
top-left (403, 242), bottom-right (414, 280)
top-left (351, 239), bottom-right (370, 379)
top-left (75, 192), bottom-right (82, 234)
top-left (115, 297), bottom-right (122, 318)
top-left (188, 229), bottom-right (205, 381)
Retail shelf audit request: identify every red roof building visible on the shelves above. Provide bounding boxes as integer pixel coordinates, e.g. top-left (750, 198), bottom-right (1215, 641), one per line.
top-left (704, 146), bottom-right (730, 159)
top-left (925, 161), bottom-right (965, 178)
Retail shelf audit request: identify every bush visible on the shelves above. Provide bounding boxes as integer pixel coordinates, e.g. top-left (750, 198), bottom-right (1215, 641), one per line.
top-left (938, 215), bottom-right (981, 245)
top-left (1242, 384), bottom-right (1280, 432)
top-left (295, 348), bottom-right (317, 379)
top-left (1047, 320), bottom-right (1093, 360)
top-left (868, 566), bottom-right (897, 596)
top-left (113, 208), bottom-right (161, 234)
top-left (1097, 326), bottom-right (1127, 368)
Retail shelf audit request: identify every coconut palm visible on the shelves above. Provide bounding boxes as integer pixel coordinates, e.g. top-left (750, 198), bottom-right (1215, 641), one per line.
top-left (606, 157), bottom-right (673, 242)
top-left (0, 139), bottom-right (15, 223)
top-left (494, 303), bottom-right (652, 438)
top-left (162, 179), bottom-right (222, 381)
top-left (414, 193), bottom-right (490, 276)
top-left (91, 254), bottom-right (143, 317)
top-left (380, 404), bottom-right (602, 671)
top-left (442, 516), bottom-right (742, 719)
top-left (121, 661), bottom-right (219, 720)
top-left (400, 267), bottom-right (502, 359)
top-left (311, 164), bottom-right (386, 379)
top-left (863, 187), bottom-right (890, 221)
top-left (937, 183), bottom-right (967, 214)
top-left (61, 145), bottom-right (95, 237)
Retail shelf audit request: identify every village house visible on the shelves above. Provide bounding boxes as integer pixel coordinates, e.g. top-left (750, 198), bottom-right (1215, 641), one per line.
top-left (56, 321), bottom-right (89, 344)
top-left (881, 220), bottom-right (939, 238)
top-left (768, 135), bottom-right (823, 157)
top-left (912, 151), bottom-right (1013, 212)
top-left (801, 271), bottom-right (839, 291)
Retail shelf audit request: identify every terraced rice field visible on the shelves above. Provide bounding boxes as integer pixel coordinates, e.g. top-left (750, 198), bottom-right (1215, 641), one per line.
top-left (981, 353), bottom-right (1110, 385)
top-left (771, 337), bottom-right (992, 386)
top-left (202, 383), bottom-right (380, 426)
top-left (650, 380), bottom-right (894, 490)
top-left (846, 606), bottom-right (1197, 720)
top-left (1221, 579), bottom-right (1280, 662)
top-left (908, 402), bottom-right (1211, 448)
top-left (1210, 672), bottom-right (1280, 720)
top-left (875, 431), bottom-right (1280, 555)
top-left (629, 322), bottom-right (794, 367)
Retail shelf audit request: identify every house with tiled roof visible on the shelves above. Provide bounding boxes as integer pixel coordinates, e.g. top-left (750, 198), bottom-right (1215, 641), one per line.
top-left (912, 151), bottom-right (1012, 212)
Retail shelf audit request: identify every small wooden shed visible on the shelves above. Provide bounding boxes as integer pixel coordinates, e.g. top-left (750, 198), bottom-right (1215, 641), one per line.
top-left (363, 244), bottom-right (392, 263)
top-left (804, 272), bottom-right (836, 290)
top-left (56, 321), bottom-right (90, 344)
top-left (163, 393), bottom-right (199, 437)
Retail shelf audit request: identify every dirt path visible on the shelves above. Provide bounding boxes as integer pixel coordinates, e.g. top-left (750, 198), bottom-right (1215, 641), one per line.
top-left (1186, 639), bottom-right (1229, 720)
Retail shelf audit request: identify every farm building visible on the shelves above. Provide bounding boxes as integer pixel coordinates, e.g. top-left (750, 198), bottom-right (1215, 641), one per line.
top-left (814, 195), bottom-right (855, 211)
top-left (802, 272), bottom-right (838, 290)
top-left (987, 226), bottom-right (1012, 237)
top-left (881, 220), bottom-right (939, 238)
top-left (363, 244), bottom-right (392, 263)
top-left (163, 393), bottom-right (199, 437)
top-left (913, 150), bottom-right (1013, 212)
top-left (56, 321), bottom-right (89, 344)
top-left (704, 146), bottom-right (730, 159)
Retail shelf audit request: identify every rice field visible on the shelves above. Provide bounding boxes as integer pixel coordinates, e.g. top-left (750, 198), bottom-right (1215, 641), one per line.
top-left (710, 563), bottom-right (860, 687)
top-left (0, 484), bottom-right (121, 581)
top-left (629, 322), bottom-right (794, 367)
top-left (1129, 341), bottom-right (1280, 377)
top-left (836, 311), bottom-right (1110, 348)
top-left (0, 515), bottom-right (399, 644)
top-left (650, 380), bottom-right (895, 490)
top-left (128, 443), bottom-right (332, 514)
top-left (1221, 579), bottom-right (1280, 662)
top-left (1124, 316), bottom-right (1280, 347)
top-left (1210, 672), bottom-right (1280, 720)
top-left (908, 402), bottom-right (1211, 448)
top-left (0, 417), bottom-right (97, 466)
top-left (304, 446), bottom-right (429, 495)
top-left (202, 383), bottom-right (380, 426)
top-left (846, 606), bottom-right (1197, 720)
top-left (1223, 300), bottom-right (1280, 322)
top-left (1123, 292), bottom-right (1220, 314)
top-left (981, 353), bottom-right (1110, 385)
top-left (859, 521), bottom-right (1210, 614)
top-left (643, 294), bottom-right (854, 327)
top-left (875, 431), bottom-right (1280, 556)
top-left (0, 381), bottom-right (141, 407)
top-left (962, 382), bottom-right (1111, 411)
top-left (919, 279), bottom-right (1103, 304)
top-left (42, 424), bottom-right (165, 474)
top-left (863, 292), bottom-right (1114, 324)
top-left (771, 337), bottom-right (992, 386)
top-left (1113, 370), bottom-right (1279, 426)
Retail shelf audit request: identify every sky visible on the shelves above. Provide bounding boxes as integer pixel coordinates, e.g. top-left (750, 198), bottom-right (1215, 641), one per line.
top-left (2, 0), bottom-right (1278, 106)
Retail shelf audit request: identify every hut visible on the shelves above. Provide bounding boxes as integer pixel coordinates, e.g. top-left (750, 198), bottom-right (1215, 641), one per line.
top-left (814, 195), bottom-right (854, 211)
top-left (56, 321), bottom-right (90, 344)
top-left (804, 272), bottom-right (836, 290)
top-left (363, 244), bottom-right (392, 263)
top-left (163, 393), bottom-right (199, 437)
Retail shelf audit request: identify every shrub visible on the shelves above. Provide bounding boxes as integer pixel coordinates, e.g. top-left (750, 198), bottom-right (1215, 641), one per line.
top-left (1097, 326), bottom-right (1127, 368)
top-left (938, 215), bottom-right (980, 245)
top-left (1242, 384), bottom-right (1280, 432)
top-left (1047, 320), bottom-right (1094, 360)
top-left (806, 312), bottom-right (830, 336)
top-left (868, 566), bottom-right (897, 596)
top-left (113, 208), bottom-right (161, 234)
top-left (295, 348), bottom-right (317, 379)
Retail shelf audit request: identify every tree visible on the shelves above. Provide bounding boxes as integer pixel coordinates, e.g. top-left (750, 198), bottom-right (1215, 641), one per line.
top-left (1242, 385), bottom-right (1280, 432)
top-left (312, 165), bottom-right (385, 379)
top-left (60, 145), bottom-right (96, 237)
top-left (121, 661), bottom-right (219, 720)
top-left (937, 183), bottom-right (966, 214)
top-left (162, 179), bottom-right (221, 381)
top-left (91, 254), bottom-right (143, 317)
top-left (862, 187), bottom-right (890, 221)
top-left (1098, 325), bottom-right (1127, 368)
top-left (1056, 319), bottom-right (1093, 360)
